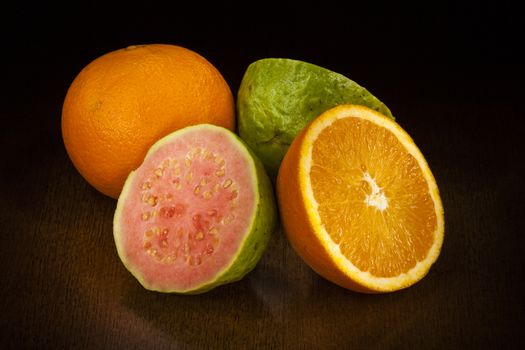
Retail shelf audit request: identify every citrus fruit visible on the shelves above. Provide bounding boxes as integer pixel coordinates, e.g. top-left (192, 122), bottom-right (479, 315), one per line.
top-left (62, 44), bottom-right (235, 199)
top-left (237, 58), bottom-right (393, 178)
top-left (277, 104), bottom-right (444, 293)
top-left (114, 124), bottom-right (277, 294)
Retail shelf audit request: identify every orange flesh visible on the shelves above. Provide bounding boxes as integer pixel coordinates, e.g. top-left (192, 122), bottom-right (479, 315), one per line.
top-left (310, 117), bottom-right (437, 277)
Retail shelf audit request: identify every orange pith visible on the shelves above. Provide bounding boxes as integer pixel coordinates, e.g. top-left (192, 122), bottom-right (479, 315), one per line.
top-left (311, 117), bottom-right (436, 278)
top-left (277, 104), bottom-right (444, 293)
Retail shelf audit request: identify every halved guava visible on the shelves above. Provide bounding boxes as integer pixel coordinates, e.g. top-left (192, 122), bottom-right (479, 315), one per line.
top-left (237, 58), bottom-right (394, 178)
top-left (113, 124), bottom-right (277, 294)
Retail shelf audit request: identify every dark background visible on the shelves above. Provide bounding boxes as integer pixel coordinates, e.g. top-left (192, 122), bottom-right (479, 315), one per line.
top-left (2, 2), bottom-right (524, 349)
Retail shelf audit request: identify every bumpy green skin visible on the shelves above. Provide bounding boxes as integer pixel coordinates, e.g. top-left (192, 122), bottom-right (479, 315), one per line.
top-left (237, 58), bottom-right (394, 178)
top-left (186, 133), bottom-right (277, 294)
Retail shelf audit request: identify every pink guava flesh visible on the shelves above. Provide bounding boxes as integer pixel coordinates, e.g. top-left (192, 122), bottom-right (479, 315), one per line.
top-left (115, 127), bottom-right (256, 292)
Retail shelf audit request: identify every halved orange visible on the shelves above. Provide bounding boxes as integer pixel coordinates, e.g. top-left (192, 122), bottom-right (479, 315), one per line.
top-left (277, 104), bottom-right (444, 293)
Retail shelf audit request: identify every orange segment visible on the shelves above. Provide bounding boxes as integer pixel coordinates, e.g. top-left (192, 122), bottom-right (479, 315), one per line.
top-left (311, 116), bottom-right (436, 277)
top-left (277, 104), bottom-right (444, 293)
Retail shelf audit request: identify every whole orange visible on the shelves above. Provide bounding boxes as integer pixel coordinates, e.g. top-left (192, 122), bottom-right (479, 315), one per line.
top-left (62, 44), bottom-right (235, 198)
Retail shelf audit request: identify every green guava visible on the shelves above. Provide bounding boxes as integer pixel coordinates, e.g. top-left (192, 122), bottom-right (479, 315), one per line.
top-left (113, 124), bottom-right (277, 294)
top-left (237, 58), bottom-right (394, 178)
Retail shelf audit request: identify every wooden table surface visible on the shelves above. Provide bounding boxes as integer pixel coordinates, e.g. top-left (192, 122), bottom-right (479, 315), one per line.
top-left (2, 6), bottom-right (524, 349)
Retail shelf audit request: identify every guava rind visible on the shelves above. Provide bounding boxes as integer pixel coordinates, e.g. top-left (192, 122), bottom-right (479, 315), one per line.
top-left (237, 58), bottom-right (394, 178)
top-left (113, 124), bottom-right (277, 294)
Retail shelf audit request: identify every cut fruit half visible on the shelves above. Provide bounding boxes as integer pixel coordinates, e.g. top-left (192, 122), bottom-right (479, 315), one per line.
top-left (277, 104), bottom-right (444, 293)
top-left (114, 124), bottom-right (277, 294)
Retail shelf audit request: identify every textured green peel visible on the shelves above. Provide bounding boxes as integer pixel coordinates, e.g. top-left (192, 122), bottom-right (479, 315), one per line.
top-left (237, 58), bottom-right (394, 178)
